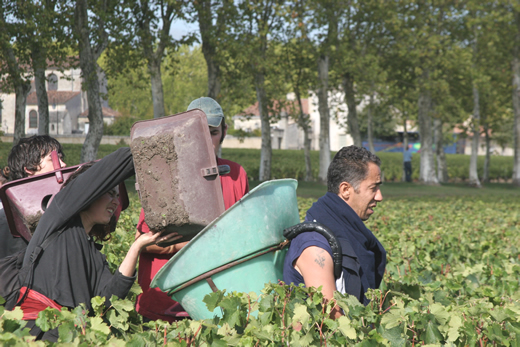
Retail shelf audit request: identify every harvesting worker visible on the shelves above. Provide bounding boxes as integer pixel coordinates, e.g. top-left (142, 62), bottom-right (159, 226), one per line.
top-left (0, 135), bottom-right (66, 259)
top-left (283, 145), bottom-right (386, 318)
top-left (20, 147), bottom-right (181, 341)
top-left (135, 97), bottom-right (249, 322)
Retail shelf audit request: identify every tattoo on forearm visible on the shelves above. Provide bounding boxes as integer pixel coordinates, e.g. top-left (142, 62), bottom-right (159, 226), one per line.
top-left (314, 250), bottom-right (325, 268)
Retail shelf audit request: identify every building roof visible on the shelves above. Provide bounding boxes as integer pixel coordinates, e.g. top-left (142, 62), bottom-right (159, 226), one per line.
top-left (27, 91), bottom-right (80, 105)
top-left (240, 99), bottom-right (310, 117)
top-left (78, 107), bottom-right (121, 119)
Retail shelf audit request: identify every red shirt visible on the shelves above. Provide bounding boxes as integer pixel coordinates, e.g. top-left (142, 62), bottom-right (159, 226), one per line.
top-left (135, 158), bottom-right (249, 322)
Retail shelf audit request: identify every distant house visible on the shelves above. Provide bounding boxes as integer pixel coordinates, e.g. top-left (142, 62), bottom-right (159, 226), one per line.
top-left (233, 92), bottom-right (354, 151)
top-left (0, 63), bottom-right (119, 135)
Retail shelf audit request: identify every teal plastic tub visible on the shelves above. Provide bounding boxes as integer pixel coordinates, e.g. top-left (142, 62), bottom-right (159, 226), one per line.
top-left (151, 179), bottom-right (300, 320)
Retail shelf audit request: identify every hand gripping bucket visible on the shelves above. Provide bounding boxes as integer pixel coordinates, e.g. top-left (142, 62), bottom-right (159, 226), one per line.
top-left (151, 179), bottom-right (300, 320)
top-left (0, 154), bottom-right (129, 241)
top-left (130, 110), bottom-right (226, 244)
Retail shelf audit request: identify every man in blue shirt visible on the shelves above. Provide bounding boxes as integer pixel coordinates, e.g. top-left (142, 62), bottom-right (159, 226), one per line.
top-left (283, 146), bottom-right (386, 318)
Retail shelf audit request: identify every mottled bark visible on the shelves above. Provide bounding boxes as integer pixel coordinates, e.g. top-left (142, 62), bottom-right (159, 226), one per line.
top-left (512, 54), bottom-right (520, 186)
top-left (342, 73), bottom-right (361, 147)
top-left (317, 54), bottom-right (330, 184)
top-left (0, 14), bottom-right (31, 143)
top-left (14, 83), bottom-right (31, 144)
top-left (469, 85), bottom-right (481, 187)
top-left (135, 0), bottom-right (175, 119)
top-left (434, 118), bottom-right (448, 183)
top-left (417, 82), bottom-right (438, 185)
top-left (402, 117), bottom-right (409, 182)
top-left (296, 90), bottom-right (312, 181)
top-left (483, 123), bottom-right (490, 183)
top-left (75, 0), bottom-right (106, 162)
top-left (367, 88), bottom-right (375, 153)
top-left (34, 64), bottom-right (50, 135)
top-left (148, 59), bottom-right (165, 119)
top-left (255, 72), bottom-right (271, 181)
top-left (196, 0), bottom-right (222, 99)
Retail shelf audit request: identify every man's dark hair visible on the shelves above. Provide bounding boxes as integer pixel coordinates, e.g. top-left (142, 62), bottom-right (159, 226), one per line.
top-left (327, 146), bottom-right (381, 194)
top-left (6, 135), bottom-right (65, 181)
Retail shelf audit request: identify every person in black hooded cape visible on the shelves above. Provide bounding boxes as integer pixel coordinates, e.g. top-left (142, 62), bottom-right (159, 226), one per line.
top-left (20, 148), bottom-right (181, 341)
top-left (283, 146), bottom-right (386, 318)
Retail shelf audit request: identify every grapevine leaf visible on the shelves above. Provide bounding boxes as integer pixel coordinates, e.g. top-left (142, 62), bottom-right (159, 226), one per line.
top-left (90, 316), bottom-right (110, 335)
top-left (2, 307), bottom-right (23, 321)
top-left (378, 324), bottom-right (406, 347)
top-left (111, 296), bottom-right (134, 312)
top-left (292, 303), bottom-right (310, 326)
top-left (447, 315), bottom-right (462, 342)
top-left (430, 303), bottom-right (449, 325)
top-left (424, 321), bottom-right (443, 344)
top-left (204, 291), bottom-right (225, 312)
top-left (337, 316), bottom-right (356, 339)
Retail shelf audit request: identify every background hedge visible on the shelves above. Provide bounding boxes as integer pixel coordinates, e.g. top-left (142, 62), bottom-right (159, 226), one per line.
top-left (0, 141), bottom-right (514, 182)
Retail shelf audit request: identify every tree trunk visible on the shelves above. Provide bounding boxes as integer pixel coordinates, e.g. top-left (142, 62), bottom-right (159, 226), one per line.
top-left (512, 54), bottom-right (520, 186)
top-left (296, 90), bottom-right (312, 181)
top-left (197, 0), bottom-right (221, 100)
top-left (417, 85), bottom-right (438, 185)
top-left (367, 88), bottom-right (375, 153)
top-left (342, 73), bottom-right (361, 147)
top-left (469, 84), bottom-right (481, 187)
top-left (14, 83), bottom-right (31, 144)
top-left (148, 58), bottom-right (166, 119)
top-left (255, 72), bottom-right (271, 181)
top-left (434, 117), bottom-right (448, 183)
top-left (34, 65), bottom-right (50, 135)
top-left (317, 54), bottom-right (330, 184)
top-left (402, 116), bottom-right (409, 182)
top-left (31, 41), bottom-right (50, 135)
top-left (76, 0), bottom-right (104, 162)
top-left (483, 123), bottom-right (490, 183)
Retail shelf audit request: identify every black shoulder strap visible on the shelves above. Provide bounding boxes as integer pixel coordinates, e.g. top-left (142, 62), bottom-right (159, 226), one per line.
top-left (17, 225), bottom-right (68, 305)
top-left (283, 222), bottom-right (343, 279)
top-left (29, 226), bottom-right (67, 264)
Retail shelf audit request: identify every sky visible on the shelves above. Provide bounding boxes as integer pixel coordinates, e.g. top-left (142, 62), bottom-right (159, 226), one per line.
top-left (170, 19), bottom-right (198, 41)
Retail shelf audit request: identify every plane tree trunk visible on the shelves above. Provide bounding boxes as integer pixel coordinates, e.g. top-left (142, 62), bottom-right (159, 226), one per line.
top-left (417, 77), bottom-right (439, 185)
top-left (434, 117), bottom-right (448, 183)
top-left (75, 0), bottom-right (107, 162)
top-left (255, 72), bottom-right (271, 181)
top-left (482, 123), bottom-right (491, 183)
top-left (512, 54), bottom-right (520, 186)
top-left (342, 72), bottom-right (361, 147)
top-left (469, 84), bottom-right (481, 187)
top-left (148, 59), bottom-right (165, 119)
top-left (317, 54), bottom-right (330, 184)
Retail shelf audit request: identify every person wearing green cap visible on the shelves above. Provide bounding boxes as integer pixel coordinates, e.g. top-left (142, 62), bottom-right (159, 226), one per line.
top-left (134, 97), bottom-right (250, 322)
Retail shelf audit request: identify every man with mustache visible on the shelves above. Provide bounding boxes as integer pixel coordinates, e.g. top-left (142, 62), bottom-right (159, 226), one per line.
top-left (283, 145), bottom-right (386, 318)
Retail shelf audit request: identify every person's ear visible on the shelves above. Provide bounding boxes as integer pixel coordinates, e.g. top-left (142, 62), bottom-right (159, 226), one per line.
top-left (24, 167), bottom-right (36, 176)
top-left (338, 181), bottom-right (352, 201)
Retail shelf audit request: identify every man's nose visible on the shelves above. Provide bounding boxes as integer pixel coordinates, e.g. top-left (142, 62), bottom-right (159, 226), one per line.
top-left (375, 189), bottom-right (383, 202)
top-left (60, 159), bottom-right (66, 168)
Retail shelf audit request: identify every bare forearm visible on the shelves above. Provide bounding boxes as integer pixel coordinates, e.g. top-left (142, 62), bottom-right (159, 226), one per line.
top-left (118, 243), bottom-right (141, 277)
top-left (143, 241), bottom-right (188, 254)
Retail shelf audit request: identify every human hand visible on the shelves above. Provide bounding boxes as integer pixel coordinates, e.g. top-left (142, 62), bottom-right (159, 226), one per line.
top-left (134, 231), bottom-right (183, 251)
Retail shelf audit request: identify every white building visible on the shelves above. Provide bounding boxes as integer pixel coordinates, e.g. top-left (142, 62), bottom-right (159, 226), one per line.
top-left (232, 92), bottom-right (354, 151)
top-left (0, 64), bottom-right (119, 135)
